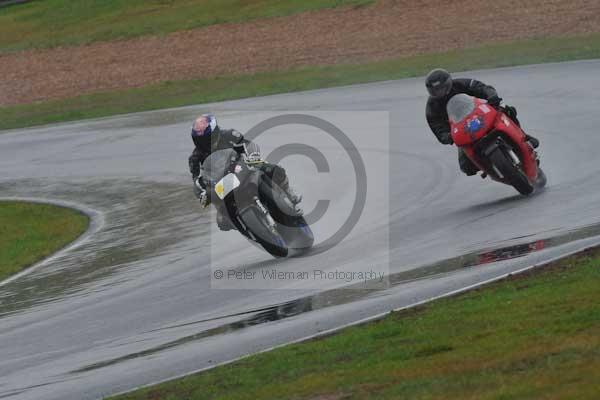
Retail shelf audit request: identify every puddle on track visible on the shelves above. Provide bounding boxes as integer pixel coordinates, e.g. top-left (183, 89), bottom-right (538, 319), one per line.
top-left (0, 178), bottom-right (203, 317)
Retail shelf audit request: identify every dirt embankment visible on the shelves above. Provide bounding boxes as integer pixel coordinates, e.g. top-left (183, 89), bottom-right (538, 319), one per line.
top-left (1, 0), bottom-right (600, 106)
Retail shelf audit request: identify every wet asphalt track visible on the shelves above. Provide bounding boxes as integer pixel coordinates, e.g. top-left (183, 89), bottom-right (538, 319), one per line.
top-left (1, 60), bottom-right (600, 399)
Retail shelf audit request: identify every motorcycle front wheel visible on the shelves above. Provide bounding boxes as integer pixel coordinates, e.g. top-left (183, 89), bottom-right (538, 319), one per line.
top-left (488, 147), bottom-right (534, 195)
top-left (239, 206), bottom-right (288, 258)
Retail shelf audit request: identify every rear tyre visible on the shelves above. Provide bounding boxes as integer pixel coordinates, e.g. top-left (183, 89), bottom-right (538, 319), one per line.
top-left (488, 147), bottom-right (534, 195)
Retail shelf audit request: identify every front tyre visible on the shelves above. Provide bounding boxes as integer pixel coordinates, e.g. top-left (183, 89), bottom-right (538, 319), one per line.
top-left (535, 167), bottom-right (547, 189)
top-left (285, 215), bottom-right (314, 251)
top-left (239, 206), bottom-right (288, 258)
top-left (488, 147), bottom-right (534, 195)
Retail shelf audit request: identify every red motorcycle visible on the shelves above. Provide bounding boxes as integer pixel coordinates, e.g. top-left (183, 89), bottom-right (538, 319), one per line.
top-left (448, 94), bottom-right (546, 195)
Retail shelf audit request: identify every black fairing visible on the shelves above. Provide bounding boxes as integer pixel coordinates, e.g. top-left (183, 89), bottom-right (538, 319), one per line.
top-left (202, 152), bottom-right (312, 253)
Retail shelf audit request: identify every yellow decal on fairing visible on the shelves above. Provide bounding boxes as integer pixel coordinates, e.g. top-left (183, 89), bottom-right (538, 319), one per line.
top-left (215, 181), bottom-right (225, 199)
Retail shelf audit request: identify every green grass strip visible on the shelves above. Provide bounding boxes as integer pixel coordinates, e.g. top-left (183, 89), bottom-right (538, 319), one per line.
top-left (0, 0), bottom-right (372, 53)
top-left (113, 249), bottom-right (600, 400)
top-left (0, 201), bottom-right (89, 281)
top-left (2, 33), bottom-right (599, 132)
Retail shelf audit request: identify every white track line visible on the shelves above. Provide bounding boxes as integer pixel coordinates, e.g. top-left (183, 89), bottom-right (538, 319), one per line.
top-left (0, 197), bottom-right (105, 288)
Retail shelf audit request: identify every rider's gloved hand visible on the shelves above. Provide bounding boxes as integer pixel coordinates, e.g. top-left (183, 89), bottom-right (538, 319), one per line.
top-left (193, 177), bottom-right (210, 208)
top-left (236, 141), bottom-right (262, 164)
top-left (487, 95), bottom-right (502, 108)
top-left (199, 191), bottom-right (210, 208)
top-left (233, 142), bottom-right (246, 155)
top-left (246, 151), bottom-right (262, 163)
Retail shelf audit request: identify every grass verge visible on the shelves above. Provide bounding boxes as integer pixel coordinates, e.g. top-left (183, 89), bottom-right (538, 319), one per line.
top-left (0, 0), bottom-right (371, 53)
top-left (0, 201), bottom-right (89, 282)
top-left (2, 32), bottom-right (600, 131)
top-left (112, 248), bottom-right (600, 400)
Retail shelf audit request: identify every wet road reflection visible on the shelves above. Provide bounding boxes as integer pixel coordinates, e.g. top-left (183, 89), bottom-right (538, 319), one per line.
top-left (69, 219), bottom-right (600, 374)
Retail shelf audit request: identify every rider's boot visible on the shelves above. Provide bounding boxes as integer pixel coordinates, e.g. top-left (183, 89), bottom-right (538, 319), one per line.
top-left (504, 105), bottom-right (539, 149)
top-left (281, 182), bottom-right (303, 215)
top-left (277, 174), bottom-right (302, 205)
top-left (525, 134), bottom-right (540, 149)
top-left (284, 185), bottom-right (302, 205)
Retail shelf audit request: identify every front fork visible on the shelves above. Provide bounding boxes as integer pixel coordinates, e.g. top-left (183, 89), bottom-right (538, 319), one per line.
top-left (463, 138), bottom-right (515, 182)
top-left (254, 197), bottom-right (277, 229)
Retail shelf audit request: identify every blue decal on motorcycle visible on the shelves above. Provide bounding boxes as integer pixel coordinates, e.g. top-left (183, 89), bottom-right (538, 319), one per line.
top-left (465, 116), bottom-right (484, 133)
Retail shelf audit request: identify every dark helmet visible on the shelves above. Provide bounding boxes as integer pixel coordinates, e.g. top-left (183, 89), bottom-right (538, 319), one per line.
top-left (425, 68), bottom-right (453, 98)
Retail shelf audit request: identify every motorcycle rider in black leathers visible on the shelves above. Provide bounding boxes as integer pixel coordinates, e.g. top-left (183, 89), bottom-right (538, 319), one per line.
top-left (425, 68), bottom-right (539, 176)
top-left (189, 114), bottom-right (302, 231)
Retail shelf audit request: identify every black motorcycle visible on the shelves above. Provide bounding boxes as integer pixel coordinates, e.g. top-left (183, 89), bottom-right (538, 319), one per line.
top-left (202, 147), bottom-right (313, 257)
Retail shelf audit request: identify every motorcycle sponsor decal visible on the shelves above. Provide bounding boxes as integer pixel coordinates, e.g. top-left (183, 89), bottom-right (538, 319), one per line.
top-left (214, 181), bottom-right (225, 199)
top-left (465, 116), bottom-right (484, 133)
top-left (215, 173), bottom-right (241, 200)
top-left (502, 115), bottom-right (511, 127)
top-left (255, 198), bottom-right (268, 214)
top-left (479, 104), bottom-right (492, 114)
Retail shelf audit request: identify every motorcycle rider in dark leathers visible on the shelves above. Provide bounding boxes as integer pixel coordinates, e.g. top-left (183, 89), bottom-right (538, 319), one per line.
top-left (188, 114), bottom-right (302, 231)
top-left (425, 68), bottom-right (539, 176)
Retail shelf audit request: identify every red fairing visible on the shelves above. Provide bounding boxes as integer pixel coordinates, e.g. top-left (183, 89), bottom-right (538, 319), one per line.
top-left (451, 99), bottom-right (498, 146)
top-left (450, 97), bottom-right (538, 182)
top-left (492, 111), bottom-right (538, 181)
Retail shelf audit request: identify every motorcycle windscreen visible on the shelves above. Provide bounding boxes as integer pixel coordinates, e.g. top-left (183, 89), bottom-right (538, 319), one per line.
top-left (447, 93), bottom-right (476, 123)
top-left (202, 148), bottom-right (238, 184)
